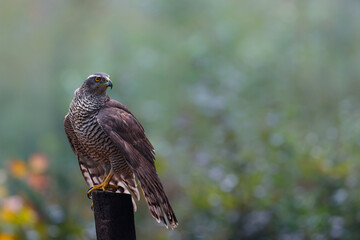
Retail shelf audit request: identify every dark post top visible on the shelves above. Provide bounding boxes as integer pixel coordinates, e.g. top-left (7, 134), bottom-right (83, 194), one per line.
top-left (92, 191), bottom-right (136, 240)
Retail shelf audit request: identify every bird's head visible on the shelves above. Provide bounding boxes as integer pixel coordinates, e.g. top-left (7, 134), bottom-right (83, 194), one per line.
top-left (81, 72), bottom-right (113, 95)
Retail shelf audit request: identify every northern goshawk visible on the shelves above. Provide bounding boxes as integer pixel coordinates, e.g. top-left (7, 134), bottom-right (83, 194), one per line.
top-left (64, 72), bottom-right (178, 228)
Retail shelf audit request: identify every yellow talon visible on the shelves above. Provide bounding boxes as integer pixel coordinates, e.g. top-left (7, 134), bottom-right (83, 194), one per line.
top-left (87, 172), bottom-right (118, 198)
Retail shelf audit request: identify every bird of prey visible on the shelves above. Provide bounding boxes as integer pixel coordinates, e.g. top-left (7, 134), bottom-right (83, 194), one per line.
top-left (64, 72), bottom-right (178, 228)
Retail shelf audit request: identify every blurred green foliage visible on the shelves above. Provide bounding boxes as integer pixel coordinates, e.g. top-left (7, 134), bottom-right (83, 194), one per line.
top-left (1, 0), bottom-right (360, 239)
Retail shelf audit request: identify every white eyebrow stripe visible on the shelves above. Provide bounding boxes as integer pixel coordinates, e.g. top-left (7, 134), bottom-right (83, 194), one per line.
top-left (87, 74), bottom-right (97, 78)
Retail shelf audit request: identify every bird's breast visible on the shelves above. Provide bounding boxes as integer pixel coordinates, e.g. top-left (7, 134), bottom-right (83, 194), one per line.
top-left (69, 100), bottom-right (115, 159)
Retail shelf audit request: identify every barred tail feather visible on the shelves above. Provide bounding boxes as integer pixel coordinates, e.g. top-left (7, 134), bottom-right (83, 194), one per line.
top-left (136, 168), bottom-right (178, 229)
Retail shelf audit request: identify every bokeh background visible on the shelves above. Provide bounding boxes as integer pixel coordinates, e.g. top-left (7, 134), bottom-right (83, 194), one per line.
top-left (1, 0), bottom-right (360, 239)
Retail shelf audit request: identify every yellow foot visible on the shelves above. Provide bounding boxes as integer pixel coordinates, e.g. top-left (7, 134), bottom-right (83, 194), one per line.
top-left (86, 172), bottom-right (117, 199)
top-left (87, 184), bottom-right (119, 199)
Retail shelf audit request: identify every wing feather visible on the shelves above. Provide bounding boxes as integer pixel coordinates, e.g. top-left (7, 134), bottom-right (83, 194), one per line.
top-left (101, 99), bottom-right (155, 163)
top-left (97, 100), bottom-right (178, 228)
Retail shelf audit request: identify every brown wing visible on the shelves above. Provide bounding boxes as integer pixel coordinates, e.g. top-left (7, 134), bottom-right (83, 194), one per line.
top-left (97, 99), bottom-right (178, 229)
top-left (103, 99), bottom-right (155, 163)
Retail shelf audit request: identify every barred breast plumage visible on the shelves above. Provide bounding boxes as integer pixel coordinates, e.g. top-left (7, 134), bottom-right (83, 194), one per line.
top-left (70, 91), bottom-right (114, 160)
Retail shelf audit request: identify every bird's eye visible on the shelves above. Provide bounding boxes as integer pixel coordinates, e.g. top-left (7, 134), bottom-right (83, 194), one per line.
top-left (95, 77), bottom-right (100, 82)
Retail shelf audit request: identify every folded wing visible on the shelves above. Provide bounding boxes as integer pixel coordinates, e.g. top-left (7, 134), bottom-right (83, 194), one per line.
top-left (97, 99), bottom-right (178, 228)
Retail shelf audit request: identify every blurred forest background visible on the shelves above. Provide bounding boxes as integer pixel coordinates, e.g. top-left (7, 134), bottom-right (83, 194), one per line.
top-left (1, 0), bottom-right (360, 239)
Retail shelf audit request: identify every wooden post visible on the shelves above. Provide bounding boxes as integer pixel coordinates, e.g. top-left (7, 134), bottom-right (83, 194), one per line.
top-left (92, 191), bottom-right (136, 240)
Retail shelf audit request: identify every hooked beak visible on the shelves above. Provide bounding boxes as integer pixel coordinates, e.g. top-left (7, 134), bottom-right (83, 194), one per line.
top-left (106, 79), bottom-right (113, 89)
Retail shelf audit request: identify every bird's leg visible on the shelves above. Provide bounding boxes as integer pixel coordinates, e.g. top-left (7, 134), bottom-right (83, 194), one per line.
top-left (87, 172), bottom-right (119, 198)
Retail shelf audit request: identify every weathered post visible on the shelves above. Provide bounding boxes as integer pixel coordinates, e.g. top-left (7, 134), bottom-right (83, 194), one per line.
top-left (92, 191), bottom-right (136, 240)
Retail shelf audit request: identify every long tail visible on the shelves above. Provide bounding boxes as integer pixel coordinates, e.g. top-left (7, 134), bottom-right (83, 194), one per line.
top-left (136, 167), bottom-right (178, 229)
